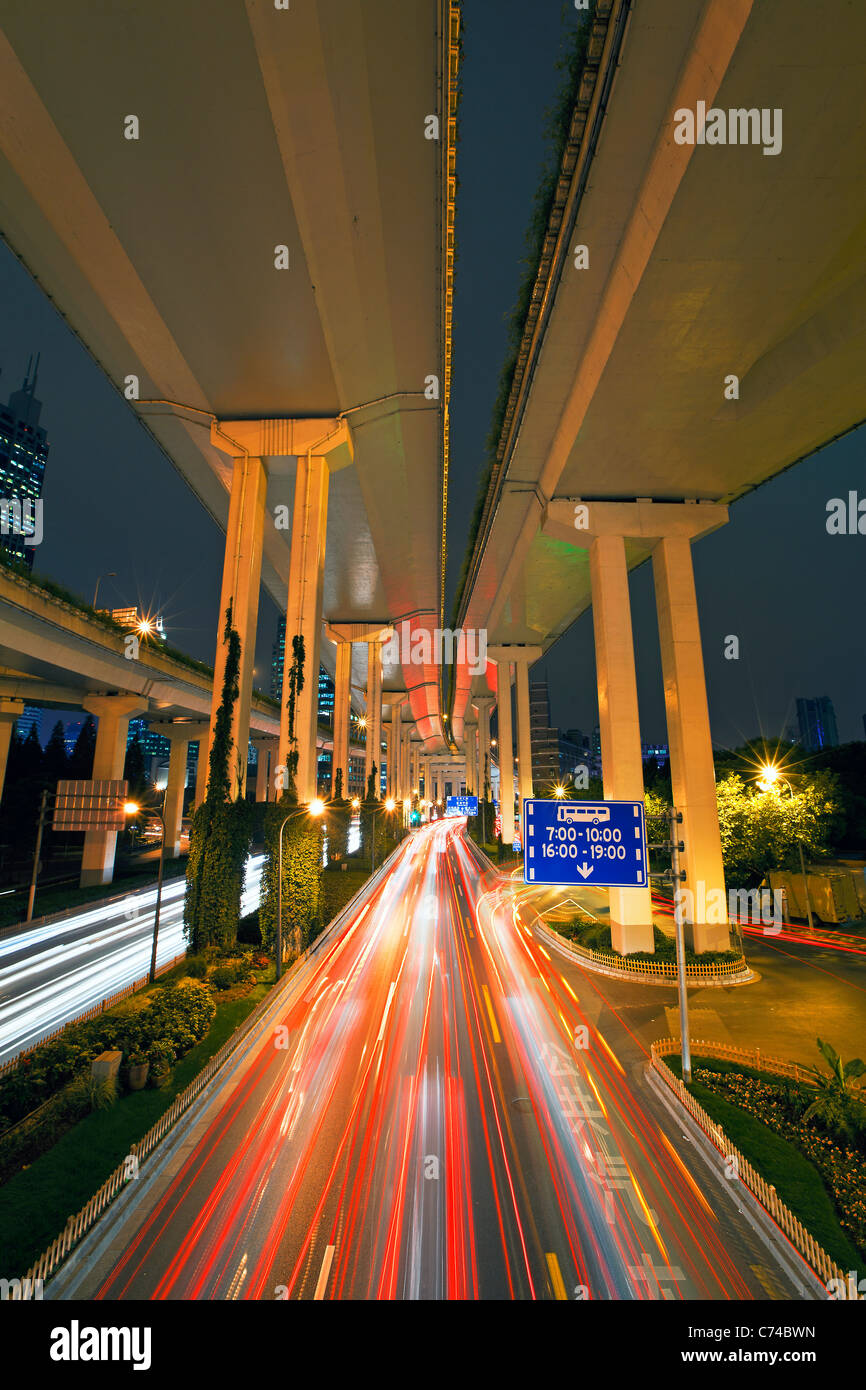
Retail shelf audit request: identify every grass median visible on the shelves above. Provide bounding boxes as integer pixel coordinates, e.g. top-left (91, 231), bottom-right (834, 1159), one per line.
top-left (666, 1054), bottom-right (862, 1271)
top-left (0, 973), bottom-right (272, 1277)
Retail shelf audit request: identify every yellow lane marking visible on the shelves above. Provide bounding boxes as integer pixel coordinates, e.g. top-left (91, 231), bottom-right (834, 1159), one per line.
top-left (537, 945), bottom-right (551, 961)
top-left (482, 984), bottom-right (501, 1044)
top-left (546, 1252), bottom-right (567, 1301)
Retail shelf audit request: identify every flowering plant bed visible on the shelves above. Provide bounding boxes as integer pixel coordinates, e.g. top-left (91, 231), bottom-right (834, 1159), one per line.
top-left (690, 1059), bottom-right (866, 1262)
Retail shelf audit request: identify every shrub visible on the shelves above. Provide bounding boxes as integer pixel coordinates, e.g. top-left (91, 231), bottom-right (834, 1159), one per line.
top-left (185, 956), bottom-right (207, 979)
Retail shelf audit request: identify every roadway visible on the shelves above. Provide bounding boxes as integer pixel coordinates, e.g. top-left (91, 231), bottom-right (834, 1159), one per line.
top-left (56, 820), bottom-right (814, 1301)
top-left (0, 856), bottom-right (264, 1064)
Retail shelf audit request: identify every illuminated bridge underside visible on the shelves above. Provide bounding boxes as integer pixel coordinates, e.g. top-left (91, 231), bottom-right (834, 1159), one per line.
top-left (0, 0), bottom-right (450, 747)
top-left (455, 0), bottom-right (866, 728)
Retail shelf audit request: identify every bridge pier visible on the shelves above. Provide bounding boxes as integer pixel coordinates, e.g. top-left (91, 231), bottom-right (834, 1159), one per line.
top-left (653, 534), bottom-right (729, 951)
top-left (463, 716), bottom-right (478, 795)
top-left (206, 449), bottom-right (267, 801)
top-left (492, 658), bottom-right (515, 845)
top-left (542, 499), bottom-right (729, 953)
top-left (365, 634), bottom-right (384, 797)
top-left (80, 694), bottom-right (145, 886)
top-left (252, 737), bottom-right (277, 803)
top-left (152, 721), bottom-right (207, 857)
top-left (588, 535), bottom-right (655, 954)
top-left (0, 699), bottom-right (25, 805)
top-left (474, 694), bottom-right (493, 801)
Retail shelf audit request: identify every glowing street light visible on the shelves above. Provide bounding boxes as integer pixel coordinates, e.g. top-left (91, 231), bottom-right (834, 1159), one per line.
top-left (351, 797), bottom-right (361, 810)
top-left (755, 763), bottom-right (814, 930)
top-left (553, 785), bottom-right (566, 799)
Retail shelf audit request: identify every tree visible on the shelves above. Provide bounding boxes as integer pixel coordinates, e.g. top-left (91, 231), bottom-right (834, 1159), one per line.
top-left (68, 715), bottom-right (96, 779)
top-left (184, 606), bottom-right (252, 953)
top-left (18, 724), bottom-right (44, 782)
top-left (804, 1038), bottom-right (866, 1147)
top-left (259, 803), bottom-right (323, 959)
top-left (715, 771), bottom-right (838, 886)
top-left (44, 720), bottom-right (68, 784)
top-left (123, 734), bottom-right (148, 797)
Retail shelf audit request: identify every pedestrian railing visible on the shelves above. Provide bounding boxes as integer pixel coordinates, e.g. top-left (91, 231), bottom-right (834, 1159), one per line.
top-left (0, 953), bottom-right (188, 1081)
top-left (540, 922), bottom-right (749, 982)
top-left (650, 1039), bottom-right (858, 1296)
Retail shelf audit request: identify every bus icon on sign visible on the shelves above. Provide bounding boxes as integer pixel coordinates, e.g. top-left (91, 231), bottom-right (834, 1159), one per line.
top-left (557, 803), bottom-right (610, 826)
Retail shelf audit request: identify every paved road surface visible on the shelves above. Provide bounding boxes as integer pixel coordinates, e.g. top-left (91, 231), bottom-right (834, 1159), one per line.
top-left (57, 822), bottom-right (815, 1301)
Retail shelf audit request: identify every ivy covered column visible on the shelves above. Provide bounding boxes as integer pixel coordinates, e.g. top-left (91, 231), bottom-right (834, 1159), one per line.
top-left (205, 438), bottom-right (267, 801)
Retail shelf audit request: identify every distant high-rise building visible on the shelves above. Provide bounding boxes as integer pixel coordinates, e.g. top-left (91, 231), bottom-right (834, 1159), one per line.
top-left (271, 616), bottom-right (336, 721)
top-left (528, 680), bottom-right (561, 789)
top-left (796, 696), bottom-right (839, 751)
top-left (15, 704), bottom-right (42, 741)
top-left (0, 355), bottom-right (48, 571)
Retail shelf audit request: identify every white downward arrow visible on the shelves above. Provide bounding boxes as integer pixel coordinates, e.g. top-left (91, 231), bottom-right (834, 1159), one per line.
top-left (576, 862), bottom-right (593, 879)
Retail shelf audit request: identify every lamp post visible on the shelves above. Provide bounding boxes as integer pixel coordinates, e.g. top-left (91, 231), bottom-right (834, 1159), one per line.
top-left (277, 799), bottom-right (325, 981)
top-left (92, 572), bottom-right (116, 609)
top-left (367, 797), bottom-right (396, 873)
top-left (757, 765), bottom-right (815, 931)
top-left (123, 800), bottom-right (165, 985)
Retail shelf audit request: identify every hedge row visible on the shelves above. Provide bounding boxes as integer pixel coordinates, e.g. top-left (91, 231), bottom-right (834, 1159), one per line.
top-left (0, 982), bottom-right (215, 1132)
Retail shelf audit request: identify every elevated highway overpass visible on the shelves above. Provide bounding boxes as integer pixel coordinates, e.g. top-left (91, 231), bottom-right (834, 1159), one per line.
top-left (0, 0), bottom-right (458, 811)
top-left (453, 0), bottom-right (866, 952)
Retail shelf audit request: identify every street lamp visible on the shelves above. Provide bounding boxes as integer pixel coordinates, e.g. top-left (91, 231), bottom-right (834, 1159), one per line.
top-left (92, 571), bottom-right (116, 609)
top-left (123, 800), bottom-right (166, 984)
top-left (366, 797), bottom-right (397, 873)
top-left (756, 763), bottom-right (814, 931)
top-left (277, 800), bottom-right (325, 980)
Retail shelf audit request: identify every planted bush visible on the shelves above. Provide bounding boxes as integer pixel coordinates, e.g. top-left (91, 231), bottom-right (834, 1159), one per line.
top-left (0, 982), bottom-right (215, 1131)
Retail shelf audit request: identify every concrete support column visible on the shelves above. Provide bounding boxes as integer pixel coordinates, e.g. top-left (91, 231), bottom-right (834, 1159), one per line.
top-left (330, 635), bottom-right (352, 798)
top-left (390, 704), bottom-right (402, 798)
top-left (193, 738), bottom-right (209, 810)
top-left (160, 727), bottom-right (192, 858)
top-left (400, 723), bottom-right (411, 803)
top-left (514, 659), bottom-right (534, 813)
top-left (365, 637), bottom-right (383, 797)
top-left (252, 738), bottom-right (277, 803)
top-left (475, 695), bottom-right (493, 800)
top-left (464, 718), bottom-right (478, 795)
top-left (382, 723), bottom-right (392, 800)
top-left (281, 453), bottom-right (329, 804)
top-left (495, 664), bottom-right (515, 844)
top-left (0, 699), bottom-right (24, 804)
top-left (589, 534), bottom-right (654, 953)
top-left (207, 453), bottom-right (267, 800)
top-left (653, 534), bottom-right (729, 951)
top-left (80, 695), bottom-right (145, 886)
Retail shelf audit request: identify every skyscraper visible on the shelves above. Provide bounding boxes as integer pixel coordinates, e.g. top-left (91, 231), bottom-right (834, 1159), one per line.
top-left (271, 616), bottom-right (335, 721)
top-left (529, 679), bottom-right (562, 790)
top-left (0, 355), bottom-right (48, 571)
top-left (796, 696), bottom-right (839, 751)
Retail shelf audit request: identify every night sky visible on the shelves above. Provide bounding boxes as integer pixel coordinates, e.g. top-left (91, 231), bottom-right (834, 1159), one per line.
top-left (1, 0), bottom-right (863, 748)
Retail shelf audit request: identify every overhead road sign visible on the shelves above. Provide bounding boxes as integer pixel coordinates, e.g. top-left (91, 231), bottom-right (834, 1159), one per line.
top-left (522, 799), bottom-right (648, 887)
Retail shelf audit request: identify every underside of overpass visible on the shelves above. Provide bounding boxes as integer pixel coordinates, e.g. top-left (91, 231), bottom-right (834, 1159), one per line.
top-left (0, 0), bottom-right (458, 792)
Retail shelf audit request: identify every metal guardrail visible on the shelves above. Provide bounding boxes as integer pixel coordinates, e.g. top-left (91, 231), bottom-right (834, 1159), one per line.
top-left (14, 837), bottom-right (406, 1294)
top-left (651, 1039), bottom-right (858, 1296)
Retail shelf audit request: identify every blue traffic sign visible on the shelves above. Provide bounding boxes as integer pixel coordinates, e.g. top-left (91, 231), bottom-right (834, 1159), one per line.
top-left (446, 795), bottom-right (478, 816)
top-left (522, 799), bottom-right (648, 887)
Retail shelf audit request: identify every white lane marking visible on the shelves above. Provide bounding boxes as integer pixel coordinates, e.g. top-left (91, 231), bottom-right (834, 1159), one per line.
top-left (314, 1244), bottom-right (336, 1300)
